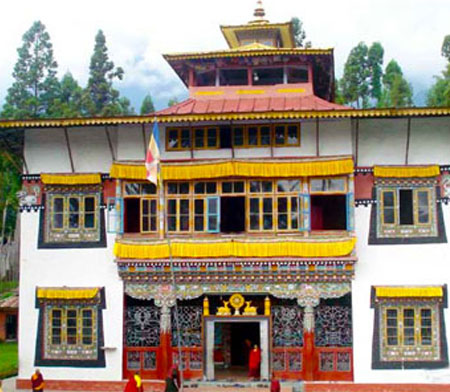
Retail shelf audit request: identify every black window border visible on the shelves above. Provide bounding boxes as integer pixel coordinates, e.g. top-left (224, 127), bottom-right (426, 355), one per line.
top-left (368, 186), bottom-right (447, 245)
top-left (370, 286), bottom-right (448, 370)
top-left (34, 287), bottom-right (106, 368)
top-left (38, 193), bottom-right (107, 249)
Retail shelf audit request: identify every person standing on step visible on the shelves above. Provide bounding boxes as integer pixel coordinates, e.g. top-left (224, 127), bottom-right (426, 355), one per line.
top-left (270, 372), bottom-right (281, 392)
top-left (31, 369), bottom-right (45, 392)
top-left (248, 344), bottom-right (261, 380)
top-left (164, 369), bottom-right (179, 392)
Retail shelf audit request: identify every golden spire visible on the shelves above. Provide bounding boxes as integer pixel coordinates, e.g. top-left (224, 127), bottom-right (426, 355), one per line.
top-left (249, 0), bottom-right (269, 24)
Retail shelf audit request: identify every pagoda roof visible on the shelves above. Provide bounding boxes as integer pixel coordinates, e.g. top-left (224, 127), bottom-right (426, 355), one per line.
top-left (163, 46), bottom-right (333, 61)
top-left (220, 21), bottom-right (295, 49)
top-left (155, 84), bottom-right (348, 117)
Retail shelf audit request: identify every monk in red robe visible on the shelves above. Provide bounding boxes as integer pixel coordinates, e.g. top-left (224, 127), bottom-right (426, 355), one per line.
top-left (270, 372), bottom-right (281, 392)
top-left (124, 374), bottom-right (138, 392)
top-left (248, 344), bottom-right (261, 380)
top-left (31, 369), bottom-right (45, 392)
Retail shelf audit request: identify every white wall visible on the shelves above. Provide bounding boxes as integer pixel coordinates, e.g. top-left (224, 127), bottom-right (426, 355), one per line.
top-left (353, 204), bottom-right (450, 383)
top-left (18, 212), bottom-right (123, 381)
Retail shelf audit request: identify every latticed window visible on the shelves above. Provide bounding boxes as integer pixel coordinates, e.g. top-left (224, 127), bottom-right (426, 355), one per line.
top-left (314, 304), bottom-right (352, 347)
top-left (171, 305), bottom-right (203, 347)
top-left (125, 306), bottom-right (161, 347)
top-left (272, 305), bottom-right (303, 347)
top-left (372, 286), bottom-right (448, 369)
top-left (43, 188), bottom-right (103, 246)
top-left (50, 308), bottom-right (94, 347)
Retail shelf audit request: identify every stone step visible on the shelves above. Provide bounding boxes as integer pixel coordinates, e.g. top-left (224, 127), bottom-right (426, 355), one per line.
top-left (183, 381), bottom-right (298, 392)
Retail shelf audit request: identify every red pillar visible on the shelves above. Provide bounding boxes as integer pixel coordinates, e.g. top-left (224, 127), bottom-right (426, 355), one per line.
top-left (303, 330), bottom-right (315, 381)
top-left (159, 330), bottom-right (172, 379)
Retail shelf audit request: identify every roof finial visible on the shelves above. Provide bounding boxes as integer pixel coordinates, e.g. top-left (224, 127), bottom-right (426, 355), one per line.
top-left (253, 0), bottom-right (266, 20)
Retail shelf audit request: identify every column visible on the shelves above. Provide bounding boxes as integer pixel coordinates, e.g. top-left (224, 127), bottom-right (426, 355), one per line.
top-left (159, 303), bottom-right (173, 379)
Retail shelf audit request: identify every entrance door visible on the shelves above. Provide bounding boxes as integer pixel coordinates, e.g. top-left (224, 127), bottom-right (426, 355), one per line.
top-left (205, 318), bottom-right (269, 381)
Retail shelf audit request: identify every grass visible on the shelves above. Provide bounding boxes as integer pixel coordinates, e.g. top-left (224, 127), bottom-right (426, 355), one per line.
top-left (0, 341), bottom-right (18, 379)
top-left (0, 280), bottom-right (18, 295)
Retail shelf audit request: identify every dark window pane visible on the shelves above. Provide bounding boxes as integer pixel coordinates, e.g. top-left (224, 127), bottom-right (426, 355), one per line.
top-left (69, 198), bottom-right (79, 212)
top-left (168, 129), bottom-right (179, 149)
top-left (85, 197), bottom-right (95, 212)
top-left (206, 182), bottom-right (217, 194)
top-left (418, 191), bottom-right (429, 223)
top-left (233, 127), bottom-right (244, 146)
top-left (275, 126), bottom-right (285, 144)
top-left (262, 181), bottom-right (273, 193)
top-left (181, 129), bottom-right (191, 148)
top-left (222, 182), bottom-right (232, 193)
top-left (195, 199), bottom-right (204, 214)
top-left (179, 182), bottom-right (189, 194)
top-left (287, 126), bottom-right (299, 144)
top-left (383, 209), bottom-right (394, 224)
top-left (168, 183), bottom-right (178, 194)
top-left (219, 68), bottom-right (248, 86)
top-left (180, 200), bottom-right (189, 214)
top-left (263, 214), bottom-right (273, 230)
top-left (85, 213), bottom-right (95, 229)
top-left (248, 127), bottom-right (258, 145)
top-left (207, 128), bottom-right (217, 147)
top-left (69, 212), bottom-right (79, 228)
top-left (234, 182), bottom-right (244, 193)
top-left (168, 200), bottom-right (177, 214)
top-left (287, 66), bottom-right (309, 83)
top-left (250, 181), bottom-right (261, 193)
top-left (168, 217), bottom-right (177, 231)
top-left (53, 198), bottom-right (64, 212)
top-left (180, 217), bottom-right (189, 231)
top-left (383, 191), bottom-right (394, 207)
top-left (278, 197), bottom-right (287, 212)
top-left (194, 182), bottom-right (205, 194)
top-left (195, 129), bottom-right (204, 148)
top-left (125, 183), bottom-right (140, 195)
top-left (53, 214), bottom-right (63, 229)
top-left (278, 214), bottom-right (287, 229)
top-left (250, 215), bottom-right (259, 230)
top-left (142, 183), bottom-right (156, 194)
top-left (399, 189), bottom-right (413, 225)
top-left (260, 127), bottom-right (271, 145)
top-left (250, 198), bottom-right (259, 212)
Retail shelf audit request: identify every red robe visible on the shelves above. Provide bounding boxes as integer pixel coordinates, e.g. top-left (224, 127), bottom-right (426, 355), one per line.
top-left (124, 375), bottom-right (138, 392)
top-left (31, 373), bottom-right (44, 392)
top-left (270, 379), bottom-right (281, 392)
top-left (248, 348), bottom-right (261, 377)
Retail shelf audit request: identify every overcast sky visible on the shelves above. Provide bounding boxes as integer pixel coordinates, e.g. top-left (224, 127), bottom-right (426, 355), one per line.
top-left (1, 0), bottom-right (449, 110)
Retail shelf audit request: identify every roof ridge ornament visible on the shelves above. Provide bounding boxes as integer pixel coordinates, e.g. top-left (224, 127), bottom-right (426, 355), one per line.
top-left (250, 0), bottom-right (269, 24)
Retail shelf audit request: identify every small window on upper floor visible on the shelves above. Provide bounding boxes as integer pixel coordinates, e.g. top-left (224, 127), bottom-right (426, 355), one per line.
top-left (219, 69), bottom-right (248, 86)
top-left (253, 67), bottom-right (284, 85)
top-left (287, 66), bottom-right (309, 83)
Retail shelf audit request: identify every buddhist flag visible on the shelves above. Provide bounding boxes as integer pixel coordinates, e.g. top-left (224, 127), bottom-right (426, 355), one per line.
top-left (145, 121), bottom-right (160, 185)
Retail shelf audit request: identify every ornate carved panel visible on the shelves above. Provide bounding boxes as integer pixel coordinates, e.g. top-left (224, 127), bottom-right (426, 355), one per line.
top-left (272, 305), bottom-right (303, 347)
top-left (171, 306), bottom-right (203, 347)
top-left (314, 305), bottom-right (352, 347)
top-left (125, 306), bottom-right (161, 347)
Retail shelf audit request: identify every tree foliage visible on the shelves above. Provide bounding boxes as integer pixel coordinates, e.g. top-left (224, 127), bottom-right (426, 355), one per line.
top-left (381, 60), bottom-right (413, 107)
top-left (427, 35), bottom-right (450, 107)
top-left (2, 21), bottom-right (59, 119)
top-left (168, 97), bottom-right (179, 107)
top-left (291, 17), bottom-right (310, 48)
top-left (340, 42), bottom-right (370, 108)
top-left (48, 72), bottom-right (83, 118)
top-left (84, 30), bottom-right (126, 116)
top-left (368, 42), bottom-right (384, 103)
top-left (140, 94), bottom-right (155, 114)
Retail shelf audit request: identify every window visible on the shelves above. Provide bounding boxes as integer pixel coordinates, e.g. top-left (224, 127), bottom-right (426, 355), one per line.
top-left (167, 182), bottom-right (191, 232)
top-left (277, 180), bottom-right (301, 231)
top-left (195, 69), bottom-right (216, 86)
top-left (372, 286), bottom-right (448, 369)
top-left (166, 128), bottom-right (191, 150)
top-left (194, 127), bottom-right (219, 149)
top-left (40, 188), bottom-right (104, 248)
top-left (274, 124), bottom-right (300, 146)
top-left (249, 181), bottom-right (274, 231)
top-left (219, 68), bottom-right (248, 86)
top-left (287, 66), bottom-right (309, 83)
top-left (372, 185), bottom-right (445, 243)
top-left (35, 288), bottom-right (105, 367)
top-left (123, 182), bottom-right (158, 234)
top-left (253, 67), bottom-right (284, 85)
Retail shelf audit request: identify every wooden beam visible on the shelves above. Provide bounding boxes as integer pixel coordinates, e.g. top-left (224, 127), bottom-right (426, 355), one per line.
top-left (405, 118), bottom-right (411, 165)
top-left (104, 126), bottom-right (116, 161)
top-left (315, 118), bottom-right (320, 157)
top-left (64, 127), bottom-right (75, 173)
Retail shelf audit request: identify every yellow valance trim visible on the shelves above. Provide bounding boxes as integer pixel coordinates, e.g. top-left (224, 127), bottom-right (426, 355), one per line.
top-left (373, 165), bottom-right (440, 178)
top-left (110, 158), bottom-right (354, 181)
top-left (37, 288), bottom-right (99, 299)
top-left (375, 286), bottom-right (443, 298)
top-left (41, 173), bottom-right (102, 185)
top-left (114, 238), bottom-right (356, 259)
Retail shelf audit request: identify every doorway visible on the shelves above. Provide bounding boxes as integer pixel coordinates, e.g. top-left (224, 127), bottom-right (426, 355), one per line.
top-left (220, 197), bottom-right (245, 233)
top-left (205, 318), bottom-right (269, 381)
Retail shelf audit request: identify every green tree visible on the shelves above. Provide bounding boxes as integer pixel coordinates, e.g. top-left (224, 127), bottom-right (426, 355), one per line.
top-left (427, 35), bottom-right (450, 107)
top-left (84, 30), bottom-right (124, 116)
top-left (442, 35), bottom-right (450, 61)
top-left (368, 42), bottom-right (384, 104)
top-left (291, 17), bottom-right (310, 48)
top-left (140, 94), bottom-right (155, 114)
top-left (48, 72), bottom-right (83, 117)
top-left (0, 152), bottom-right (21, 243)
top-left (168, 97), bottom-right (179, 107)
top-left (1, 21), bottom-right (59, 119)
top-left (340, 42), bottom-right (370, 108)
top-left (381, 60), bottom-right (413, 107)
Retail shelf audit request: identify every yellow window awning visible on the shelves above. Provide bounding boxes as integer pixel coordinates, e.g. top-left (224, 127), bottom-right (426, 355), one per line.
top-left (375, 286), bottom-right (443, 298)
top-left (114, 237), bottom-right (356, 259)
top-left (37, 287), bottom-right (99, 299)
top-left (41, 173), bottom-right (102, 185)
top-left (373, 165), bottom-right (440, 178)
top-left (110, 158), bottom-right (354, 181)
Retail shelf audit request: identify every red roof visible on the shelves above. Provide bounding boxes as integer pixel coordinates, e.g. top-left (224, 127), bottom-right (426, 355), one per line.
top-left (156, 84), bottom-right (348, 116)
top-left (0, 294), bottom-right (18, 310)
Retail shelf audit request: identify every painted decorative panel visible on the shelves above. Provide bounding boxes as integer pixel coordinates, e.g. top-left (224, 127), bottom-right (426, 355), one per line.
top-left (171, 306), bottom-right (202, 347)
top-left (314, 305), bottom-right (352, 347)
top-left (272, 305), bottom-right (303, 347)
top-left (125, 306), bottom-right (161, 347)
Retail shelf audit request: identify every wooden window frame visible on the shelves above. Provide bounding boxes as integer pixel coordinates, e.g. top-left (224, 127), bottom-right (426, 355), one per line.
top-left (309, 177), bottom-right (348, 194)
top-left (166, 182), bottom-right (192, 233)
top-left (49, 194), bottom-right (98, 232)
top-left (273, 123), bottom-right (301, 147)
top-left (193, 127), bottom-right (219, 150)
top-left (165, 127), bottom-right (192, 151)
top-left (140, 198), bottom-right (158, 233)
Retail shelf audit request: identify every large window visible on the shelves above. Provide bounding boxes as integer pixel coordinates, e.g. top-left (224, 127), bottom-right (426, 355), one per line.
top-left (40, 188), bottom-right (104, 248)
top-left (372, 286), bottom-right (448, 369)
top-left (165, 123), bottom-right (301, 151)
top-left (35, 288), bottom-right (105, 367)
top-left (123, 182), bottom-right (158, 234)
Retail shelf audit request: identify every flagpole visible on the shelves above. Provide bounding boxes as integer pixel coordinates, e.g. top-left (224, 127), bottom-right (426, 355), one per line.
top-left (153, 120), bottom-right (184, 390)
